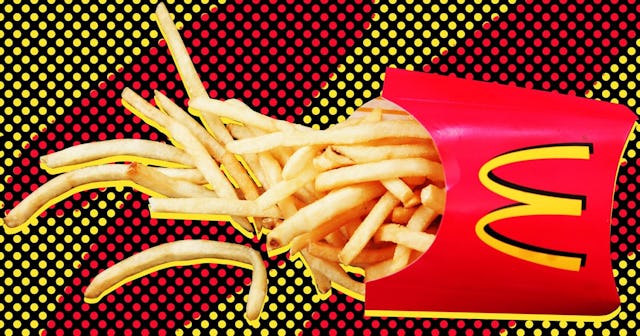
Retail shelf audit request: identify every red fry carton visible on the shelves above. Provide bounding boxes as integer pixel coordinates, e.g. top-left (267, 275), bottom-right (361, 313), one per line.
top-left (365, 68), bottom-right (637, 320)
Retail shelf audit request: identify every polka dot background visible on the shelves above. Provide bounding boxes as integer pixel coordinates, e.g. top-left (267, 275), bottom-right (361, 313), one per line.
top-left (0, 0), bottom-right (638, 335)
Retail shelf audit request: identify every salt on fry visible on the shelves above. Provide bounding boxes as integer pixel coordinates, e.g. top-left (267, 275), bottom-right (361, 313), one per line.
top-left (374, 224), bottom-right (436, 252)
top-left (315, 158), bottom-right (444, 192)
top-left (338, 192), bottom-right (400, 265)
top-left (421, 184), bottom-right (446, 214)
top-left (126, 163), bottom-right (217, 198)
top-left (302, 250), bottom-right (365, 298)
top-left (84, 239), bottom-right (267, 321)
top-left (225, 120), bottom-right (431, 154)
top-left (40, 139), bottom-right (195, 170)
top-left (267, 183), bottom-right (386, 250)
top-left (381, 179), bottom-right (420, 208)
top-left (148, 197), bottom-right (281, 218)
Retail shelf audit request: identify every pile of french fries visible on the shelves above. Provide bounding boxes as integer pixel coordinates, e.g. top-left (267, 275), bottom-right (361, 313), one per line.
top-left (1, 3), bottom-right (445, 321)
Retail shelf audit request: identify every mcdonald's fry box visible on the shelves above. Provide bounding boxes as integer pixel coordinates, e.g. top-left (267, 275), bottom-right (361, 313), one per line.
top-left (365, 68), bottom-right (636, 320)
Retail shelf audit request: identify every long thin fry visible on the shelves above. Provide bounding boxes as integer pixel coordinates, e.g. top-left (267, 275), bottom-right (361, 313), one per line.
top-left (84, 239), bottom-right (267, 321)
top-left (126, 90), bottom-right (251, 232)
top-left (40, 139), bottom-right (195, 170)
top-left (148, 197), bottom-right (281, 218)
top-left (155, 2), bottom-right (207, 98)
top-left (127, 163), bottom-right (217, 198)
top-left (300, 250), bottom-right (331, 295)
top-left (256, 151), bottom-right (298, 219)
top-left (331, 143), bottom-right (440, 163)
top-left (310, 242), bottom-right (395, 265)
top-left (381, 179), bottom-right (419, 207)
top-left (256, 167), bottom-right (318, 211)
top-left (225, 120), bottom-right (431, 154)
top-left (190, 97), bottom-right (310, 133)
top-left (315, 158), bottom-right (444, 192)
top-left (282, 146), bottom-right (322, 179)
top-left (302, 250), bottom-right (365, 298)
top-left (228, 124), bottom-right (294, 168)
top-left (3, 165), bottom-right (129, 228)
top-left (288, 201), bottom-right (376, 255)
top-left (267, 183), bottom-right (386, 250)
top-left (364, 259), bottom-right (394, 282)
top-left (391, 205), bottom-right (438, 272)
top-left (374, 224), bottom-right (436, 252)
top-left (155, 91), bottom-right (261, 201)
top-left (338, 192), bottom-right (400, 265)
top-left (154, 168), bottom-right (207, 184)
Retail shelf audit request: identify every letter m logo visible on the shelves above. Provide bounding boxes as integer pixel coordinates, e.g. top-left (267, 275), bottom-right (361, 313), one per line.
top-left (476, 143), bottom-right (592, 271)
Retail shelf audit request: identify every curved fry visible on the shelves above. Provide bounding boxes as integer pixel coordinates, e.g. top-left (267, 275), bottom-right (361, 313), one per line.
top-left (84, 239), bottom-right (267, 321)
top-left (40, 139), bottom-right (195, 170)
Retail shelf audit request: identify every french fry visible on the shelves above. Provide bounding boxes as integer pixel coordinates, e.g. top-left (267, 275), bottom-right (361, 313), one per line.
top-left (421, 184), bottom-right (446, 214)
top-left (267, 183), bottom-right (386, 250)
top-left (127, 163), bottom-right (217, 198)
top-left (225, 120), bottom-right (431, 154)
top-left (190, 97), bottom-right (310, 133)
top-left (154, 90), bottom-right (260, 201)
top-left (391, 205), bottom-right (438, 272)
top-left (288, 200), bottom-right (375, 255)
top-left (331, 143), bottom-right (440, 163)
top-left (310, 241), bottom-right (395, 266)
top-left (155, 3), bottom-right (207, 98)
top-left (381, 179), bottom-right (420, 208)
top-left (153, 168), bottom-right (207, 184)
top-left (40, 139), bottom-right (195, 170)
top-left (323, 230), bottom-right (348, 248)
top-left (315, 158), bottom-right (444, 192)
top-left (256, 167), bottom-right (319, 211)
top-left (390, 206), bottom-right (417, 224)
top-left (374, 224), bottom-right (436, 252)
top-left (312, 146), bottom-right (355, 172)
top-left (256, 151), bottom-right (298, 219)
top-left (282, 145), bottom-right (322, 179)
top-left (148, 197), bottom-right (281, 218)
top-left (364, 259), bottom-right (394, 282)
top-left (84, 239), bottom-right (267, 321)
top-left (302, 250), bottom-right (365, 298)
top-left (300, 249), bottom-right (332, 295)
top-left (3, 164), bottom-right (129, 228)
top-left (338, 192), bottom-right (400, 265)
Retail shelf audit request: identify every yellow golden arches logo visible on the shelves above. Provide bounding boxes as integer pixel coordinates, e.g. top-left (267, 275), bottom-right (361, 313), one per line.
top-left (476, 143), bottom-right (592, 272)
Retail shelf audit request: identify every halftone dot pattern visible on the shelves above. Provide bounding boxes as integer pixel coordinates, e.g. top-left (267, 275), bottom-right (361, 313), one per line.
top-left (2, 0), bottom-right (640, 335)
top-left (0, 1), bottom-right (219, 334)
top-left (305, 0), bottom-right (516, 123)
top-left (0, 0), bottom-right (373, 334)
